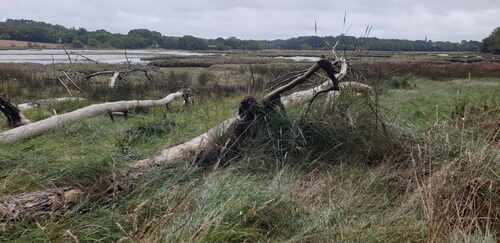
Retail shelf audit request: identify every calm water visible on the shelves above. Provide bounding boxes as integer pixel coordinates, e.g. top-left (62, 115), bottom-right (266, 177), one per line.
top-left (274, 56), bottom-right (321, 62)
top-left (0, 49), bottom-right (212, 64)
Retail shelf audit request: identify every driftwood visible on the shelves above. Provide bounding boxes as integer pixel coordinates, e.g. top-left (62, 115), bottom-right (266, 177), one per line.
top-left (86, 67), bottom-right (155, 88)
top-left (0, 96), bottom-right (31, 127)
top-left (0, 90), bottom-right (192, 144)
top-left (0, 58), bottom-right (371, 220)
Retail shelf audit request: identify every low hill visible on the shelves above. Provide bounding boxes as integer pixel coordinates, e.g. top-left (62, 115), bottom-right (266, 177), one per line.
top-left (0, 19), bottom-right (482, 51)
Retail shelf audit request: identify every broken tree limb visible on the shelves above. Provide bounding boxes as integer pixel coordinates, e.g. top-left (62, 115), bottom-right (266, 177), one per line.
top-left (86, 67), bottom-right (156, 83)
top-left (109, 71), bottom-right (121, 88)
top-left (0, 96), bottom-right (31, 127)
top-left (131, 58), bottom-right (356, 175)
top-left (57, 77), bottom-right (73, 96)
top-left (62, 71), bottom-right (82, 92)
top-left (0, 90), bottom-right (191, 144)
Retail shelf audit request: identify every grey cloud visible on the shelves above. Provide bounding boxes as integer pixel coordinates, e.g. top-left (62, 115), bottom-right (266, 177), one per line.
top-left (1, 0), bottom-right (499, 41)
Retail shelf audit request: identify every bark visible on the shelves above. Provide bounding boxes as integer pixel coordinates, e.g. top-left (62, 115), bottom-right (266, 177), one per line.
top-left (0, 90), bottom-right (190, 144)
top-left (0, 188), bottom-right (82, 221)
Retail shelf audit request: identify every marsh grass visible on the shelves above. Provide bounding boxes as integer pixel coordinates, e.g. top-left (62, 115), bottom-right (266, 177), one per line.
top-left (0, 62), bottom-right (498, 242)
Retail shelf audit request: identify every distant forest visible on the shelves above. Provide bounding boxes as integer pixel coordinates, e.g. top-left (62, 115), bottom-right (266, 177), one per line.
top-left (0, 19), bottom-right (484, 52)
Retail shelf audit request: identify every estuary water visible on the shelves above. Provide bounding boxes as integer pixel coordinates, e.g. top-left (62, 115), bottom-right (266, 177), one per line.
top-left (0, 49), bottom-right (212, 64)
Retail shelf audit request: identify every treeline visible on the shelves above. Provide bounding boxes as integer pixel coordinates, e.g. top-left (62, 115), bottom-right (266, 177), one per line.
top-left (482, 27), bottom-right (500, 54)
top-left (0, 19), bottom-right (482, 51)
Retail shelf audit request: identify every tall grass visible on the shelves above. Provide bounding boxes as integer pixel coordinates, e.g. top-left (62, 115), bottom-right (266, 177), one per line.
top-left (0, 61), bottom-right (498, 242)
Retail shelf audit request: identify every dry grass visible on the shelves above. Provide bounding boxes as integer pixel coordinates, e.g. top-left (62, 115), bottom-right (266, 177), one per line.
top-left (0, 40), bottom-right (61, 49)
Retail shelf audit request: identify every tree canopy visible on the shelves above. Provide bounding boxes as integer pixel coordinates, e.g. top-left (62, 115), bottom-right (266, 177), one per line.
top-left (482, 27), bottom-right (500, 54)
top-left (0, 19), bottom-right (483, 52)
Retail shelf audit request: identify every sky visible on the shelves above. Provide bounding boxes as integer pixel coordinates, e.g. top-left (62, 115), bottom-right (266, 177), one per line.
top-left (1, 0), bottom-right (499, 41)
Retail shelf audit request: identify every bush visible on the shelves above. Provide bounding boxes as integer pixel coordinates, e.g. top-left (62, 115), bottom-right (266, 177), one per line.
top-left (197, 71), bottom-right (215, 86)
top-left (386, 75), bottom-right (417, 89)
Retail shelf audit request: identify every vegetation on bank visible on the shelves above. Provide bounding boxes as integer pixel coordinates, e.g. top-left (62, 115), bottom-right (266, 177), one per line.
top-left (482, 27), bottom-right (500, 54)
top-left (0, 19), bottom-right (485, 51)
top-left (0, 58), bottom-right (498, 242)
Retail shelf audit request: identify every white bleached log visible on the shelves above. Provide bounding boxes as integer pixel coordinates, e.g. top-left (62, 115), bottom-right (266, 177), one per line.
top-left (109, 71), bottom-right (120, 88)
top-left (0, 91), bottom-right (188, 143)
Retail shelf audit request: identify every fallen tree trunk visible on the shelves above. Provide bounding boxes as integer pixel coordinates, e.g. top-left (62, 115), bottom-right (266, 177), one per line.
top-left (0, 58), bottom-right (371, 220)
top-left (132, 59), bottom-right (364, 174)
top-left (0, 90), bottom-right (191, 144)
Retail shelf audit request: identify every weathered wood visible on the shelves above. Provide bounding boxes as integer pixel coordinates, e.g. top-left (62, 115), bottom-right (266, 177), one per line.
top-left (86, 68), bottom-right (155, 82)
top-left (0, 90), bottom-right (190, 143)
top-left (62, 71), bottom-right (82, 91)
top-left (109, 71), bottom-right (120, 88)
top-left (0, 188), bottom-right (82, 221)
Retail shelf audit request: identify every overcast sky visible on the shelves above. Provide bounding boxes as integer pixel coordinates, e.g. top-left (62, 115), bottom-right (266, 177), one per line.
top-left (1, 0), bottom-right (499, 41)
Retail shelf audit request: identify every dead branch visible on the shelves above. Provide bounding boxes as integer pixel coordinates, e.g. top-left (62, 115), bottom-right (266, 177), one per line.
top-left (109, 71), bottom-right (120, 88)
top-left (57, 77), bottom-right (73, 96)
top-left (131, 58), bottom-right (356, 175)
top-left (0, 90), bottom-right (191, 143)
top-left (85, 67), bottom-right (155, 87)
top-left (62, 71), bottom-right (82, 91)
top-left (0, 96), bottom-right (31, 127)
top-left (62, 46), bottom-right (72, 64)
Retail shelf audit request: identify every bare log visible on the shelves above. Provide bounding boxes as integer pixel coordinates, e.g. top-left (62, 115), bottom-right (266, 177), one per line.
top-left (0, 90), bottom-right (191, 143)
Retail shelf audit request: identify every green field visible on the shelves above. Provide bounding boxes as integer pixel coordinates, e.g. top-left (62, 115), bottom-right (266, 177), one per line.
top-left (0, 55), bottom-right (499, 242)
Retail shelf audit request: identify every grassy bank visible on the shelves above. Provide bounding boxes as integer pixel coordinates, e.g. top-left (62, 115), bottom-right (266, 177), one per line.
top-left (0, 73), bottom-right (498, 242)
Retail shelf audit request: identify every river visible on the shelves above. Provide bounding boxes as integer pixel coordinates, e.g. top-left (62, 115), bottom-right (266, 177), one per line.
top-left (0, 49), bottom-right (212, 64)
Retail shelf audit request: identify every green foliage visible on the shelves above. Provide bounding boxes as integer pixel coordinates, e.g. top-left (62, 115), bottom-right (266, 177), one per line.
top-left (197, 71), bottom-right (215, 86)
top-left (481, 27), bottom-right (500, 54)
top-left (0, 19), bottom-right (483, 51)
top-left (386, 75), bottom-right (417, 89)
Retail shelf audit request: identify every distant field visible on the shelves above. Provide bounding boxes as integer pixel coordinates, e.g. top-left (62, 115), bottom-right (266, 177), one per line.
top-left (0, 39), bottom-right (61, 49)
